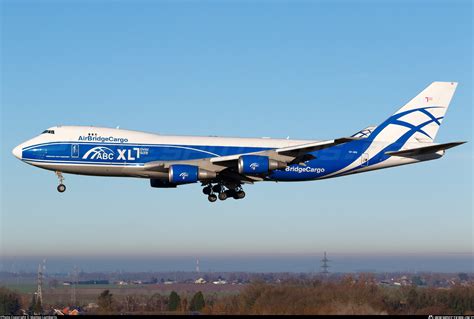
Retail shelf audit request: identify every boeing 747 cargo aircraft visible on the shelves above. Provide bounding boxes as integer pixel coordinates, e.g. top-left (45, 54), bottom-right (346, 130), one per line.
top-left (12, 82), bottom-right (466, 202)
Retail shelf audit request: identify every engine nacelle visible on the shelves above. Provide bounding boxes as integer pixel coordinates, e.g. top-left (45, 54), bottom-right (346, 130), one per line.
top-left (238, 155), bottom-right (286, 175)
top-left (169, 164), bottom-right (216, 184)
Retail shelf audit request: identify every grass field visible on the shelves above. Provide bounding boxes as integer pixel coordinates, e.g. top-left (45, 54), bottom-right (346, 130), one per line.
top-left (4, 282), bottom-right (245, 306)
top-left (2, 283), bottom-right (37, 294)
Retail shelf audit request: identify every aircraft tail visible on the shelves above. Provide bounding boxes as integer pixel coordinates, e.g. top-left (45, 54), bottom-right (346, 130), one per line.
top-left (371, 81), bottom-right (458, 143)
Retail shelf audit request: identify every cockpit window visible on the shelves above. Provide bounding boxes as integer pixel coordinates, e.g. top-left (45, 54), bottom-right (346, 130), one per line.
top-left (41, 130), bottom-right (55, 134)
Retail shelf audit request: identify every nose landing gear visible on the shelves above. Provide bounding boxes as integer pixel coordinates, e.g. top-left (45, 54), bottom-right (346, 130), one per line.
top-left (55, 171), bottom-right (66, 193)
top-left (57, 184), bottom-right (66, 193)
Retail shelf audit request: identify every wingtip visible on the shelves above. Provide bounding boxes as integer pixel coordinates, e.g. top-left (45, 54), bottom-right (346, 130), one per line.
top-left (448, 141), bottom-right (467, 148)
top-left (432, 81), bottom-right (458, 86)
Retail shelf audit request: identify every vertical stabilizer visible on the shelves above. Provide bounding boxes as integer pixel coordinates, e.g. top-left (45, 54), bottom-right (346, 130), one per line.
top-left (372, 81), bottom-right (458, 143)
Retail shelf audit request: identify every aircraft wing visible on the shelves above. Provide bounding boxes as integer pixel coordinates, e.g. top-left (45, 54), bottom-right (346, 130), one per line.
top-left (210, 137), bottom-right (360, 167)
top-left (141, 137), bottom-right (360, 183)
top-left (273, 137), bottom-right (360, 157)
top-left (143, 161), bottom-right (167, 171)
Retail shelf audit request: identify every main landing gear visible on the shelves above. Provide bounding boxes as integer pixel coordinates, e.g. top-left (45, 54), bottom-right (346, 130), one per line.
top-left (55, 171), bottom-right (66, 193)
top-left (202, 183), bottom-right (245, 202)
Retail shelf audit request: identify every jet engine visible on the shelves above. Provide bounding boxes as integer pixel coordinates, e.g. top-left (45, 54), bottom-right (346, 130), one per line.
top-left (169, 164), bottom-right (216, 184)
top-left (237, 155), bottom-right (286, 174)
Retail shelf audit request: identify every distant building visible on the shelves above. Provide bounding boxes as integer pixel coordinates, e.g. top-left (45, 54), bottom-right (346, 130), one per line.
top-left (85, 303), bottom-right (99, 312)
top-left (55, 307), bottom-right (80, 315)
top-left (53, 309), bottom-right (64, 315)
top-left (212, 279), bottom-right (227, 285)
top-left (71, 280), bottom-right (109, 285)
top-left (195, 278), bottom-right (207, 284)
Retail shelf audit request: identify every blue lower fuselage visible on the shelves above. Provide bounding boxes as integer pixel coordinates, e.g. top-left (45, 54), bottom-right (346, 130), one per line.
top-left (20, 139), bottom-right (395, 181)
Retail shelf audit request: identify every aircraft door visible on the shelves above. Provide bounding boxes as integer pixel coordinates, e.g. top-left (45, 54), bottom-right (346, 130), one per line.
top-left (361, 153), bottom-right (369, 166)
top-left (71, 144), bottom-right (79, 158)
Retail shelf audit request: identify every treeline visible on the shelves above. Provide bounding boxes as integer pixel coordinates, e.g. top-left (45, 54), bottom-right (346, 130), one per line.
top-left (203, 277), bottom-right (474, 315)
top-left (2, 278), bottom-right (473, 315)
top-left (0, 286), bottom-right (210, 315)
top-left (94, 277), bottom-right (474, 315)
top-left (95, 289), bottom-right (208, 314)
top-left (0, 287), bottom-right (21, 315)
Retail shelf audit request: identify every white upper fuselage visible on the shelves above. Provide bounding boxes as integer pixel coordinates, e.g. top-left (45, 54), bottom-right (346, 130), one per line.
top-left (15, 125), bottom-right (313, 151)
top-left (13, 126), bottom-right (319, 179)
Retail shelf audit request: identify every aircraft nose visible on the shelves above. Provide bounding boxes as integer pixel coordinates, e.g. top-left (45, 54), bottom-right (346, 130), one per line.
top-left (12, 145), bottom-right (22, 159)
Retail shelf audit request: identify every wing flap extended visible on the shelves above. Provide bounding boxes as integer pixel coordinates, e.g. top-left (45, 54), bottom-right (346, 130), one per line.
top-left (217, 168), bottom-right (263, 184)
top-left (385, 141), bottom-right (466, 157)
top-left (210, 154), bottom-right (241, 166)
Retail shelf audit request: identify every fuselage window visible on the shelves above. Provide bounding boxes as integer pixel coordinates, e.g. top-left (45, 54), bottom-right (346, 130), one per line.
top-left (41, 130), bottom-right (55, 134)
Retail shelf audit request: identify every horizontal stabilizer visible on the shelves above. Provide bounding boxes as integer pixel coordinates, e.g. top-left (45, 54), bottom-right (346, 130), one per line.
top-left (351, 126), bottom-right (377, 138)
top-left (385, 141), bottom-right (466, 157)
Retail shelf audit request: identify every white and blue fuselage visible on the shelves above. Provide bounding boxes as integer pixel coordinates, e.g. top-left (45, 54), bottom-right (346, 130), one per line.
top-left (11, 126), bottom-right (439, 180)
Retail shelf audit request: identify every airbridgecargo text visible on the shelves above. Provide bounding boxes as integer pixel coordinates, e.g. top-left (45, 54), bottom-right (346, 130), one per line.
top-left (285, 166), bottom-right (325, 174)
top-left (78, 135), bottom-right (129, 143)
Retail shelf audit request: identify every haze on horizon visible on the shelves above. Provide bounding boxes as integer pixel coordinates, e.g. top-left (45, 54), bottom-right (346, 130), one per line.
top-left (2, 253), bottom-right (473, 274)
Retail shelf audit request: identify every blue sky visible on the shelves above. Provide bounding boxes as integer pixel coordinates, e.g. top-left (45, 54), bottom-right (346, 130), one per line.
top-left (1, 0), bottom-right (472, 271)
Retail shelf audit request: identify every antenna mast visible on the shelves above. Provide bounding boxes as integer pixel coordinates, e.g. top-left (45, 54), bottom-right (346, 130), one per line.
top-left (36, 259), bottom-right (45, 307)
top-left (321, 252), bottom-right (330, 276)
top-left (72, 266), bottom-right (78, 305)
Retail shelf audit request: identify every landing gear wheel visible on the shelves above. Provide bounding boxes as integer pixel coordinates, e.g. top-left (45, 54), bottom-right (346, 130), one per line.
top-left (55, 171), bottom-right (66, 193)
top-left (208, 194), bottom-right (217, 202)
top-left (212, 184), bottom-right (223, 193)
top-left (57, 184), bottom-right (66, 193)
top-left (237, 191), bottom-right (245, 199)
top-left (203, 186), bottom-right (212, 195)
top-left (218, 191), bottom-right (228, 201)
